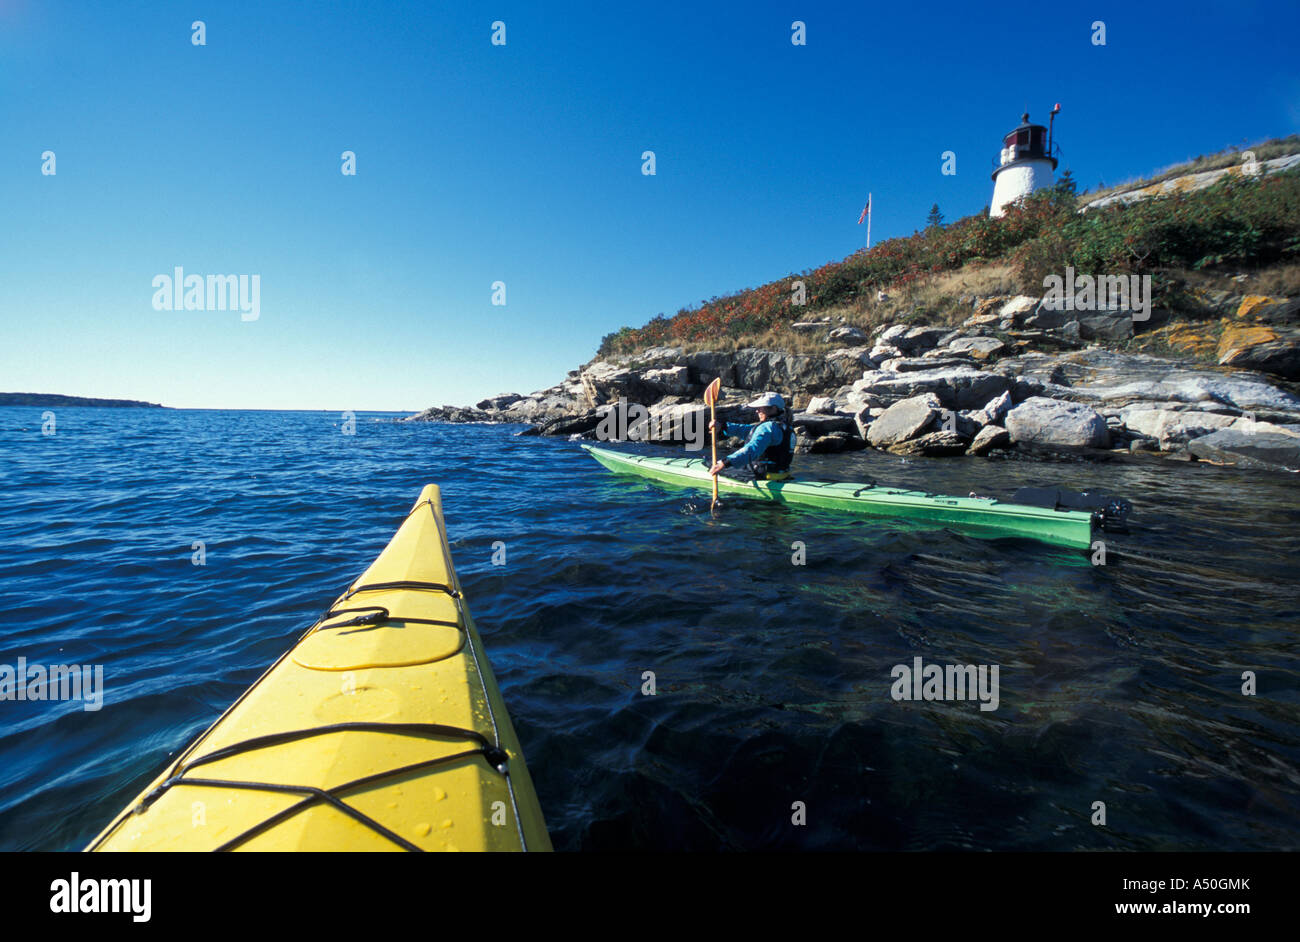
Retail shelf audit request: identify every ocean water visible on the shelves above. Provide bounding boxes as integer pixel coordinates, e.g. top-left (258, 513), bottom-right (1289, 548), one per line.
top-left (1, 406), bottom-right (1298, 851)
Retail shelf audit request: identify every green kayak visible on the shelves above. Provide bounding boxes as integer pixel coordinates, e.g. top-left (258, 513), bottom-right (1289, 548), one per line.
top-left (582, 444), bottom-right (1102, 550)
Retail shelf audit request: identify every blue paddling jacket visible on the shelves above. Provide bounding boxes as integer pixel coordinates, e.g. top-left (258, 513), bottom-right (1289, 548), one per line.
top-left (720, 419), bottom-right (795, 474)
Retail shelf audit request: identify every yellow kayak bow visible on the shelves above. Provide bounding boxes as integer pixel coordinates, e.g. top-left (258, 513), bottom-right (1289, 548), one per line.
top-left (88, 485), bottom-right (550, 852)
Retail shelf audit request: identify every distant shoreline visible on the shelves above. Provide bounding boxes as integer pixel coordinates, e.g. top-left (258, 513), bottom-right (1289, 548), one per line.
top-left (0, 398), bottom-right (424, 412)
top-left (0, 393), bottom-right (166, 409)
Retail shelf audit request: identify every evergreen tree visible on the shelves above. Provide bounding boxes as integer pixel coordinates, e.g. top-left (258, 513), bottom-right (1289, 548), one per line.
top-left (925, 203), bottom-right (944, 229)
top-left (1054, 169), bottom-right (1078, 196)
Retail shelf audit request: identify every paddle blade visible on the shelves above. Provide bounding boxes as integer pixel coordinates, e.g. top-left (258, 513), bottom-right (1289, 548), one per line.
top-left (703, 377), bottom-right (722, 406)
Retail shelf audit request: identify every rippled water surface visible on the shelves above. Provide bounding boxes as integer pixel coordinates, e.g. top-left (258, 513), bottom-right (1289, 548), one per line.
top-left (1, 407), bottom-right (1298, 851)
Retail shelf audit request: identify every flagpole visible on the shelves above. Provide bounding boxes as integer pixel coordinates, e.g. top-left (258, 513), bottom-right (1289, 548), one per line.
top-left (867, 192), bottom-right (872, 250)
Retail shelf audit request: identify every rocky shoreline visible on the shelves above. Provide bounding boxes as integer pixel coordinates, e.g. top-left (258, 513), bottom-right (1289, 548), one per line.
top-left (406, 291), bottom-right (1300, 474)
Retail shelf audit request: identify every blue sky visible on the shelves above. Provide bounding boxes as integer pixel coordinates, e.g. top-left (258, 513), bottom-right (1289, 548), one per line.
top-left (3, 0), bottom-right (1297, 410)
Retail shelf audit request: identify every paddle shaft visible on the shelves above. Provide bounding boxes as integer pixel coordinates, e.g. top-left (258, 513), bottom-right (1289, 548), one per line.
top-left (702, 377), bottom-right (723, 511)
top-left (709, 399), bottom-right (719, 506)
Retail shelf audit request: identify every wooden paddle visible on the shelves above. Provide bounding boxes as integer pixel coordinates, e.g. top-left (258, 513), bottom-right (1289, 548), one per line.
top-left (703, 377), bottom-right (723, 510)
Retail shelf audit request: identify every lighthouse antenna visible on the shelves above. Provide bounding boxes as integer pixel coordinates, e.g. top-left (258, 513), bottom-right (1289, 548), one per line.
top-left (1049, 103), bottom-right (1061, 160)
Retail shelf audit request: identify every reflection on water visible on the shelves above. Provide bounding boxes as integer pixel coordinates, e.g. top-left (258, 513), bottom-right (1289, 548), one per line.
top-left (0, 410), bottom-right (1297, 851)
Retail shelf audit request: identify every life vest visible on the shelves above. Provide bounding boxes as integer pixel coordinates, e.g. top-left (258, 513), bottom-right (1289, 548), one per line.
top-left (752, 418), bottom-right (794, 477)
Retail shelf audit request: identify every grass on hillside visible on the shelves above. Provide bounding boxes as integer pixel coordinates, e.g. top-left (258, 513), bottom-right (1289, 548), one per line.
top-left (1084, 135), bottom-right (1300, 205)
top-left (598, 146), bottom-right (1300, 359)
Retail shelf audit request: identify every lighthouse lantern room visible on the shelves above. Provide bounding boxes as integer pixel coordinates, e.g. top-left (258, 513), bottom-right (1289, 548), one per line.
top-left (989, 108), bottom-right (1059, 217)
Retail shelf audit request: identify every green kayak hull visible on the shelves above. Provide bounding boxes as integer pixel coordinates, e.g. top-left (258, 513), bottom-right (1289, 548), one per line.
top-left (582, 444), bottom-right (1097, 551)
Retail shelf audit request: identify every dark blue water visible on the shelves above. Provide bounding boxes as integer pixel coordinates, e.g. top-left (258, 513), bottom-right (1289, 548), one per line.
top-left (1, 407), bottom-right (1298, 851)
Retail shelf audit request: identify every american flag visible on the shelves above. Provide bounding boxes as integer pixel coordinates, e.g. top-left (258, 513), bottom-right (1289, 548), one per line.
top-left (857, 193), bottom-right (871, 225)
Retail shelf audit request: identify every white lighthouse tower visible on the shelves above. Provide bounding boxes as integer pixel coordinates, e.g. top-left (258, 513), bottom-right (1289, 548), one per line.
top-left (989, 108), bottom-right (1059, 217)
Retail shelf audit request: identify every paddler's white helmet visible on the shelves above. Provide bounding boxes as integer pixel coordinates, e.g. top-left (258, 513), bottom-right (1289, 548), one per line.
top-left (747, 392), bottom-right (786, 413)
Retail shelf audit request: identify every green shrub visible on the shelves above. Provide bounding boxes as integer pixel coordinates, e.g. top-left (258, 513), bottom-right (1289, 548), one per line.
top-left (599, 167), bottom-right (1300, 355)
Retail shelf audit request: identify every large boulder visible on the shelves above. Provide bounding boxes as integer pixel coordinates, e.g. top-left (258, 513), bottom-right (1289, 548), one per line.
top-left (1094, 374), bottom-right (1297, 414)
top-left (827, 326), bottom-right (870, 346)
top-left (405, 405), bottom-right (495, 423)
top-left (1056, 320), bottom-right (1083, 343)
top-left (1217, 325), bottom-right (1300, 379)
top-left (1120, 409), bottom-right (1241, 446)
top-left (963, 295), bottom-right (1013, 328)
top-left (967, 425), bottom-right (1011, 455)
top-left (851, 405), bottom-right (883, 441)
top-left (475, 393), bottom-right (525, 411)
top-left (1005, 397), bottom-right (1110, 448)
top-left (999, 296), bottom-right (1040, 324)
top-left (975, 390), bottom-right (1013, 425)
top-left (1187, 429), bottom-right (1300, 471)
top-left (943, 336), bottom-right (1006, 360)
top-left (1078, 311), bottom-right (1135, 341)
top-left (1233, 295), bottom-right (1300, 321)
top-left (806, 431), bottom-right (868, 453)
top-left (825, 348), bottom-right (879, 384)
top-left (887, 430), bottom-right (968, 457)
top-left (1027, 300), bottom-right (1075, 330)
top-left (996, 348), bottom-right (1300, 417)
top-left (948, 410), bottom-right (985, 438)
top-left (1026, 298), bottom-right (1142, 336)
top-left (793, 412), bottom-right (858, 437)
top-left (1026, 301), bottom-right (1143, 339)
top-left (853, 366), bottom-right (1012, 410)
top-left (641, 402), bottom-right (711, 445)
top-left (503, 394), bottom-right (580, 422)
top-left (866, 393), bottom-right (940, 447)
top-left (878, 324), bottom-right (949, 354)
top-left (538, 410), bottom-right (603, 436)
top-left (580, 362), bottom-right (660, 406)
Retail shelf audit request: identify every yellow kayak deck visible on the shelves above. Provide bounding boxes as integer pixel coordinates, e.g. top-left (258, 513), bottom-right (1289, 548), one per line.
top-left (88, 485), bottom-right (550, 851)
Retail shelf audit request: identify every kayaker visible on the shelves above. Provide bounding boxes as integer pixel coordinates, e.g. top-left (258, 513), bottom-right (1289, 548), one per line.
top-left (708, 392), bottom-right (796, 481)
